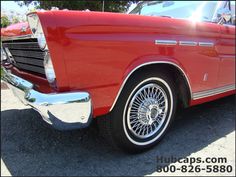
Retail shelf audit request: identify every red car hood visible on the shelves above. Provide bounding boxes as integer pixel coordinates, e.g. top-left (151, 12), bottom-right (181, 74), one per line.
top-left (1, 22), bottom-right (32, 37)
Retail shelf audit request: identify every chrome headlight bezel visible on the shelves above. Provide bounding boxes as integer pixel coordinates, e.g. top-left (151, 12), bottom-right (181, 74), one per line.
top-left (44, 52), bottom-right (56, 84)
top-left (27, 13), bottom-right (48, 51)
top-left (37, 32), bottom-right (47, 50)
top-left (1, 48), bottom-right (7, 61)
top-left (28, 13), bottom-right (56, 85)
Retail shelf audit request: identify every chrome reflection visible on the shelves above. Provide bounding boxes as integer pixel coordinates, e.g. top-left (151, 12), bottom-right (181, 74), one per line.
top-left (127, 83), bottom-right (168, 139)
top-left (155, 40), bottom-right (177, 45)
top-left (1, 67), bottom-right (92, 130)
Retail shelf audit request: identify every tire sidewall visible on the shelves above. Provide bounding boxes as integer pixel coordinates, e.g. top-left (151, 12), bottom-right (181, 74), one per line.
top-left (123, 77), bottom-right (173, 146)
top-left (111, 71), bottom-right (177, 151)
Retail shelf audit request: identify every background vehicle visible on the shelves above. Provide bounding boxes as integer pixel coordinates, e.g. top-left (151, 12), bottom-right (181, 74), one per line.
top-left (1, 1), bottom-right (235, 152)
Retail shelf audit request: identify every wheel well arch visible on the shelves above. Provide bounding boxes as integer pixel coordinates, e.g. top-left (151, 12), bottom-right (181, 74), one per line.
top-left (110, 62), bottom-right (192, 112)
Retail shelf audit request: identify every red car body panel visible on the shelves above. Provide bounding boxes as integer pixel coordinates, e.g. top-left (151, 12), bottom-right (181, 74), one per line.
top-left (10, 66), bottom-right (53, 93)
top-left (1, 22), bottom-right (31, 37)
top-left (2, 11), bottom-right (235, 117)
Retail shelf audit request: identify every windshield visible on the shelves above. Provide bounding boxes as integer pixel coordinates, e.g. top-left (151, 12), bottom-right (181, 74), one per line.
top-left (129, 1), bottom-right (220, 22)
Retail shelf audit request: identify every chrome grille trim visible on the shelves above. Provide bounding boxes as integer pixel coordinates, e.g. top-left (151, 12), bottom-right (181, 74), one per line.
top-left (15, 63), bottom-right (45, 75)
top-left (13, 56), bottom-right (44, 67)
top-left (2, 39), bottom-right (46, 76)
top-left (9, 49), bottom-right (45, 59)
top-left (2, 42), bottom-right (40, 50)
top-left (1, 34), bottom-right (33, 41)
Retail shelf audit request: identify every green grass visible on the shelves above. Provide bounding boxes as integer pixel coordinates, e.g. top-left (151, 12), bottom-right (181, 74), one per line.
top-left (1, 67), bottom-right (5, 79)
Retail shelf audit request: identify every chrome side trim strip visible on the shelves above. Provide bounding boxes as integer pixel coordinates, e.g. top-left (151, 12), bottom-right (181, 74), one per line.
top-left (219, 55), bottom-right (235, 59)
top-left (109, 61), bottom-right (192, 112)
top-left (155, 40), bottom-right (177, 45)
top-left (179, 41), bottom-right (198, 46)
top-left (193, 84), bottom-right (235, 100)
top-left (199, 42), bottom-right (214, 47)
top-left (1, 34), bottom-right (34, 41)
top-left (155, 40), bottom-right (214, 47)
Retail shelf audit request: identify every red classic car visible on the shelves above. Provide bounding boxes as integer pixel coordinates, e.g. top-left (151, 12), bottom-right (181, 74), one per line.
top-left (1, 22), bottom-right (31, 37)
top-left (1, 1), bottom-right (235, 152)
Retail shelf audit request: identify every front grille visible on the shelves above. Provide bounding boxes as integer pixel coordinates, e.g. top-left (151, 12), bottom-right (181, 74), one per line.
top-left (2, 38), bottom-right (46, 76)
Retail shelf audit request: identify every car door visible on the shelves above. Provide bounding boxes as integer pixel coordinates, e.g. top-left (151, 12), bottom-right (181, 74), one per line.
top-left (217, 1), bottom-right (235, 87)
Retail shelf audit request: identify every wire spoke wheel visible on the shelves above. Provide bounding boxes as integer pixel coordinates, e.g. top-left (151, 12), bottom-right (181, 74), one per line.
top-left (98, 73), bottom-right (176, 152)
top-left (127, 83), bottom-right (168, 139)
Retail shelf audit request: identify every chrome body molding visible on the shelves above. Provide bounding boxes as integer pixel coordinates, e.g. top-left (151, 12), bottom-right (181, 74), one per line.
top-left (155, 40), bottom-right (177, 45)
top-left (155, 39), bottom-right (214, 47)
top-left (179, 41), bottom-right (198, 46)
top-left (199, 42), bottom-right (214, 47)
top-left (109, 61), bottom-right (192, 112)
top-left (1, 34), bottom-right (34, 41)
top-left (193, 84), bottom-right (235, 100)
top-left (1, 67), bottom-right (93, 130)
top-left (219, 55), bottom-right (235, 58)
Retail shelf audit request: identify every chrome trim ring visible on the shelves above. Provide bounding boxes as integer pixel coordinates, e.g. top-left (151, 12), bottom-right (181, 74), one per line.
top-left (123, 77), bottom-right (173, 146)
top-left (127, 83), bottom-right (168, 139)
top-left (109, 61), bottom-right (192, 112)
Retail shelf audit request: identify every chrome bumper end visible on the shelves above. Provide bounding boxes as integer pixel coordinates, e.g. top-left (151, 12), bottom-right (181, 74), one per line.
top-left (1, 68), bottom-right (92, 130)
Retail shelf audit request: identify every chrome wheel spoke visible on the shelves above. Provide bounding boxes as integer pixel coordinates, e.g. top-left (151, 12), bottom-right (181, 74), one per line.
top-left (127, 83), bottom-right (168, 139)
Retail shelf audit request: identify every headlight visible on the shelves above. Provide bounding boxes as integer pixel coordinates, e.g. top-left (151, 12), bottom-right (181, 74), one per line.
top-left (28, 13), bottom-right (55, 86)
top-left (27, 13), bottom-right (47, 50)
top-left (44, 52), bottom-right (56, 84)
top-left (37, 32), bottom-right (47, 50)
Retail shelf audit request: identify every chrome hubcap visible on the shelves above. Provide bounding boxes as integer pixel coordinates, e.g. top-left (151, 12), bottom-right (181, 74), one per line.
top-left (127, 83), bottom-right (168, 139)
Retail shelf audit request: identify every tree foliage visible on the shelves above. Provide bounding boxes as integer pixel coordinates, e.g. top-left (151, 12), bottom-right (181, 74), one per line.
top-left (1, 15), bottom-right (11, 28)
top-left (12, 16), bottom-right (20, 24)
top-left (18, 0), bottom-right (137, 12)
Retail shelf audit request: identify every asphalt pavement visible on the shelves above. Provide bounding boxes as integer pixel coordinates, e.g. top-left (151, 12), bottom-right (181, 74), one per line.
top-left (1, 89), bottom-right (235, 176)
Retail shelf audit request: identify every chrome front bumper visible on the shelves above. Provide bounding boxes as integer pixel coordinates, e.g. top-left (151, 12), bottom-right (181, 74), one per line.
top-left (1, 67), bottom-right (92, 130)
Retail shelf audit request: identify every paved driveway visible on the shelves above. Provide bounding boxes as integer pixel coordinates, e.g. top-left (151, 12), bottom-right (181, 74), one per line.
top-left (1, 89), bottom-right (235, 176)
